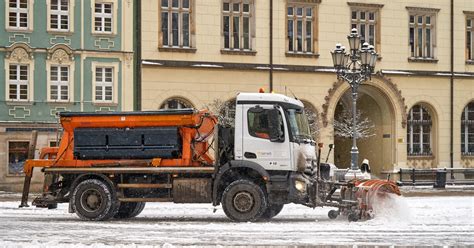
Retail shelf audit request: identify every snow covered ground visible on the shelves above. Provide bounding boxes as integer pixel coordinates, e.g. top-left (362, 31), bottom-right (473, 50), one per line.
top-left (0, 195), bottom-right (473, 247)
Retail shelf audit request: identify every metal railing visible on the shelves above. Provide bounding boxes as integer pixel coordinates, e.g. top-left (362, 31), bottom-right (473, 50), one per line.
top-left (397, 168), bottom-right (474, 186)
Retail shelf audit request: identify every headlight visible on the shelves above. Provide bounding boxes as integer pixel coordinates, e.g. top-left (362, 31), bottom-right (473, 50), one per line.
top-left (294, 180), bottom-right (306, 193)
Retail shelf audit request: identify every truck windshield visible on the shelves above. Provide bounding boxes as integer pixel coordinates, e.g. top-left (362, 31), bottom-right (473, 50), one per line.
top-left (286, 109), bottom-right (312, 142)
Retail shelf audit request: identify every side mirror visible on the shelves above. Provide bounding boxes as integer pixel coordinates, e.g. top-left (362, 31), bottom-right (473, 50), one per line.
top-left (267, 108), bottom-right (284, 142)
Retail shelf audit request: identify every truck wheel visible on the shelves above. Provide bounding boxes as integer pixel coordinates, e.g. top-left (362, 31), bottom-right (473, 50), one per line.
top-left (72, 179), bottom-right (119, 221)
top-left (328, 209), bottom-right (339, 219)
top-left (222, 179), bottom-right (268, 222)
top-left (260, 204), bottom-right (284, 220)
top-left (114, 202), bottom-right (146, 219)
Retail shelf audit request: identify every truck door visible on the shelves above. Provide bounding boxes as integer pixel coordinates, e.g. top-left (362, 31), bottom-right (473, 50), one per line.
top-left (241, 104), bottom-right (291, 171)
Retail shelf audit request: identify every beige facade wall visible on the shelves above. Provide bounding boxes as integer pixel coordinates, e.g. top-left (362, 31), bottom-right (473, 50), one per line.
top-left (141, 0), bottom-right (474, 174)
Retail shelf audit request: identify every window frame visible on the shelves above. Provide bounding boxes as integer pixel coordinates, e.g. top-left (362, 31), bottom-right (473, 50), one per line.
top-left (461, 102), bottom-right (474, 156)
top-left (159, 0), bottom-right (195, 50)
top-left (94, 67), bottom-right (114, 102)
top-left (7, 64), bottom-right (29, 101)
top-left (221, 0), bottom-right (255, 52)
top-left (465, 11), bottom-right (474, 63)
top-left (49, 65), bottom-right (70, 102)
top-left (285, 1), bottom-right (319, 56)
top-left (348, 3), bottom-right (383, 53)
top-left (7, 140), bottom-right (30, 176)
top-left (47, 0), bottom-right (75, 33)
top-left (91, 0), bottom-right (117, 36)
top-left (92, 61), bottom-right (119, 105)
top-left (6, 0), bottom-right (33, 32)
top-left (407, 105), bottom-right (433, 157)
top-left (4, 46), bottom-right (34, 102)
top-left (406, 7), bottom-right (439, 61)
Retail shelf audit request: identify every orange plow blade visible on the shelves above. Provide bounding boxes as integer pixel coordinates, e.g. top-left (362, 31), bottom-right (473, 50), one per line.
top-left (351, 179), bottom-right (401, 220)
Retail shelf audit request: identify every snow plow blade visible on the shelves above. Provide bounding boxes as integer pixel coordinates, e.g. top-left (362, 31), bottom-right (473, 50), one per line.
top-left (351, 179), bottom-right (401, 220)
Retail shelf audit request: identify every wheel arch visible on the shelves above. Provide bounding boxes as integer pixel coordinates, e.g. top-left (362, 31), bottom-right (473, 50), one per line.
top-left (212, 160), bottom-right (270, 206)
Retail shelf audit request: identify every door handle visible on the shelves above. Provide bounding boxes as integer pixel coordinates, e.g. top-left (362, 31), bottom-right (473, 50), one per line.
top-left (244, 152), bottom-right (257, 159)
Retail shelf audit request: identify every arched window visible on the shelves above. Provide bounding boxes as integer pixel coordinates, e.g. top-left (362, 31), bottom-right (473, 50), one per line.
top-left (159, 98), bottom-right (193, 110)
top-left (461, 102), bottom-right (474, 155)
top-left (407, 104), bottom-right (432, 156)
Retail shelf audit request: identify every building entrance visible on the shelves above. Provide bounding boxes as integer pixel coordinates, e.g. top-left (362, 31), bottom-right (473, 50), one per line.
top-left (333, 85), bottom-right (396, 177)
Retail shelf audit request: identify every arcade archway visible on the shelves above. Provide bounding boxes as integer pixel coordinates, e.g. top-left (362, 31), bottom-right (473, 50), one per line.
top-left (333, 85), bottom-right (396, 177)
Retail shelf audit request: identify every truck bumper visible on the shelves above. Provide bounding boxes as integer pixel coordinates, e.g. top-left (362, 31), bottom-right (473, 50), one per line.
top-left (287, 172), bottom-right (314, 206)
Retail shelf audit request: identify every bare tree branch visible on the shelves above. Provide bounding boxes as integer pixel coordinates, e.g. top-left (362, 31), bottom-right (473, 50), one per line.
top-left (304, 106), bottom-right (320, 140)
top-left (333, 109), bottom-right (376, 139)
top-left (204, 99), bottom-right (235, 127)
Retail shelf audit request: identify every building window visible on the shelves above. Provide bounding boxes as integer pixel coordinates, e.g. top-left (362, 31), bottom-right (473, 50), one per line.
top-left (407, 105), bottom-right (432, 156)
top-left (351, 10), bottom-right (376, 47)
top-left (222, 0), bottom-right (253, 51)
top-left (161, 0), bottom-right (191, 48)
top-left (50, 0), bottom-right (69, 31)
top-left (8, 141), bottom-right (29, 175)
top-left (462, 102), bottom-right (474, 155)
top-left (8, 64), bottom-right (28, 101)
top-left (8, 0), bottom-right (28, 29)
top-left (160, 98), bottom-right (193, 109)
top-left (466, 15), bottom-right (474, 61)
top-left (407, 7), bottom-right (438, 59)
top-left (287, 4), bottom-right (316, 54)
top-left (94, 2), bottom-right (113, 33)
top-left (50, 66), bottom-right (69, 101)
top-left (94, 67), bottom-right (113, 102)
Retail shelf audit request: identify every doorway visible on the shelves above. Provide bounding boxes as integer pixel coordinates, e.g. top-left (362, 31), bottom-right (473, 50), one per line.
top-left (333, 85), bottom-right (395, 177)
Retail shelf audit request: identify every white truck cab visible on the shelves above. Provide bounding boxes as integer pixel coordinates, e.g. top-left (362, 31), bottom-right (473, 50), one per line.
top-left (234, 93), bottom-right (316, 173)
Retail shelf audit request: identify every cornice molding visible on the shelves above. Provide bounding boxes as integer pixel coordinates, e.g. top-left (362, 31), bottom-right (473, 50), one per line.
top-left (347, 2), bottom-right (384, 9)
top-left (406, 6), bottom-right (440, 13)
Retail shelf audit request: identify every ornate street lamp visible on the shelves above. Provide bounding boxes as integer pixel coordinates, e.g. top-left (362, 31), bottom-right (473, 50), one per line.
top-left (331, 28), bottom-right (378, 177)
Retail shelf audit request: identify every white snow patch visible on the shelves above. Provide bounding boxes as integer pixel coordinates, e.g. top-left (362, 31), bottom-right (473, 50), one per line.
top-left (0, 196), bottom-right (473, 247)
top-left (191, 64), bottom-right (223, 68)
top-left (315, 68), bottom-right (337, 73)
top-left (141, 61), bottom-right (163, 66)
top-left (381, 70), bottom-right (414, 75)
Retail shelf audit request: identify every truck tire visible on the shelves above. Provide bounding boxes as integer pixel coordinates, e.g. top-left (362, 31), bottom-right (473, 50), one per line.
top-left (71, 179), bottom-right (119, 221)
top-left (114, 202), bottom-right (146, 219)
top-left (260, 204), bottom-right (284, 220)
top-left (222, 179), bottom-right (268, 222)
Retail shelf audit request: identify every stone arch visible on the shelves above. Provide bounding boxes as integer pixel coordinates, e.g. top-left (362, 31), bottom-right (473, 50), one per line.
top-left (459, 98), bottom-right (474, 114)
top-left (321, 73), bottom-right (408, 129)
top-left (324, 74), bottom-right (404, 176)
top-left (331, 84), bottom-right (398, 175)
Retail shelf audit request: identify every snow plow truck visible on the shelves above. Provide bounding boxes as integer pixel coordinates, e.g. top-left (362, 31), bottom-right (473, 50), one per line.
top-left (20, 92), bottom-right (400, 222)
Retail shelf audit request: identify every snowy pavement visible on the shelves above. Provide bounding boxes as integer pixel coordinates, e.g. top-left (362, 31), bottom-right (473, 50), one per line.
top-left (0, 196), bottom-right (473, 247)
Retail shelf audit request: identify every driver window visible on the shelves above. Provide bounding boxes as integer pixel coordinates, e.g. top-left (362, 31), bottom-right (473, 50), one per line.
top-left (248, 108), bottom-right (284, 140)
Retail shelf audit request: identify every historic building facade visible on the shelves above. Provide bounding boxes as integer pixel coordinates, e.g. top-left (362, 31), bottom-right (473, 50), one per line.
top-left (140, 0), bottom-right (474, 177)
top-left (0, 0), bottom-right (135, 191)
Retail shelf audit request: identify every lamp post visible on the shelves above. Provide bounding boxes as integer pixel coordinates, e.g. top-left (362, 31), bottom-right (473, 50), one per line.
top-left (331, 28), bottom-right (378, 177)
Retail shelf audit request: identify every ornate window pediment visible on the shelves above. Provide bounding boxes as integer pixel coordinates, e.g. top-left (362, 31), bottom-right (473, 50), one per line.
top-left (47, 45), bottom-right (74, 64)
top-left (5, 44), bottom-right (34, 63)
